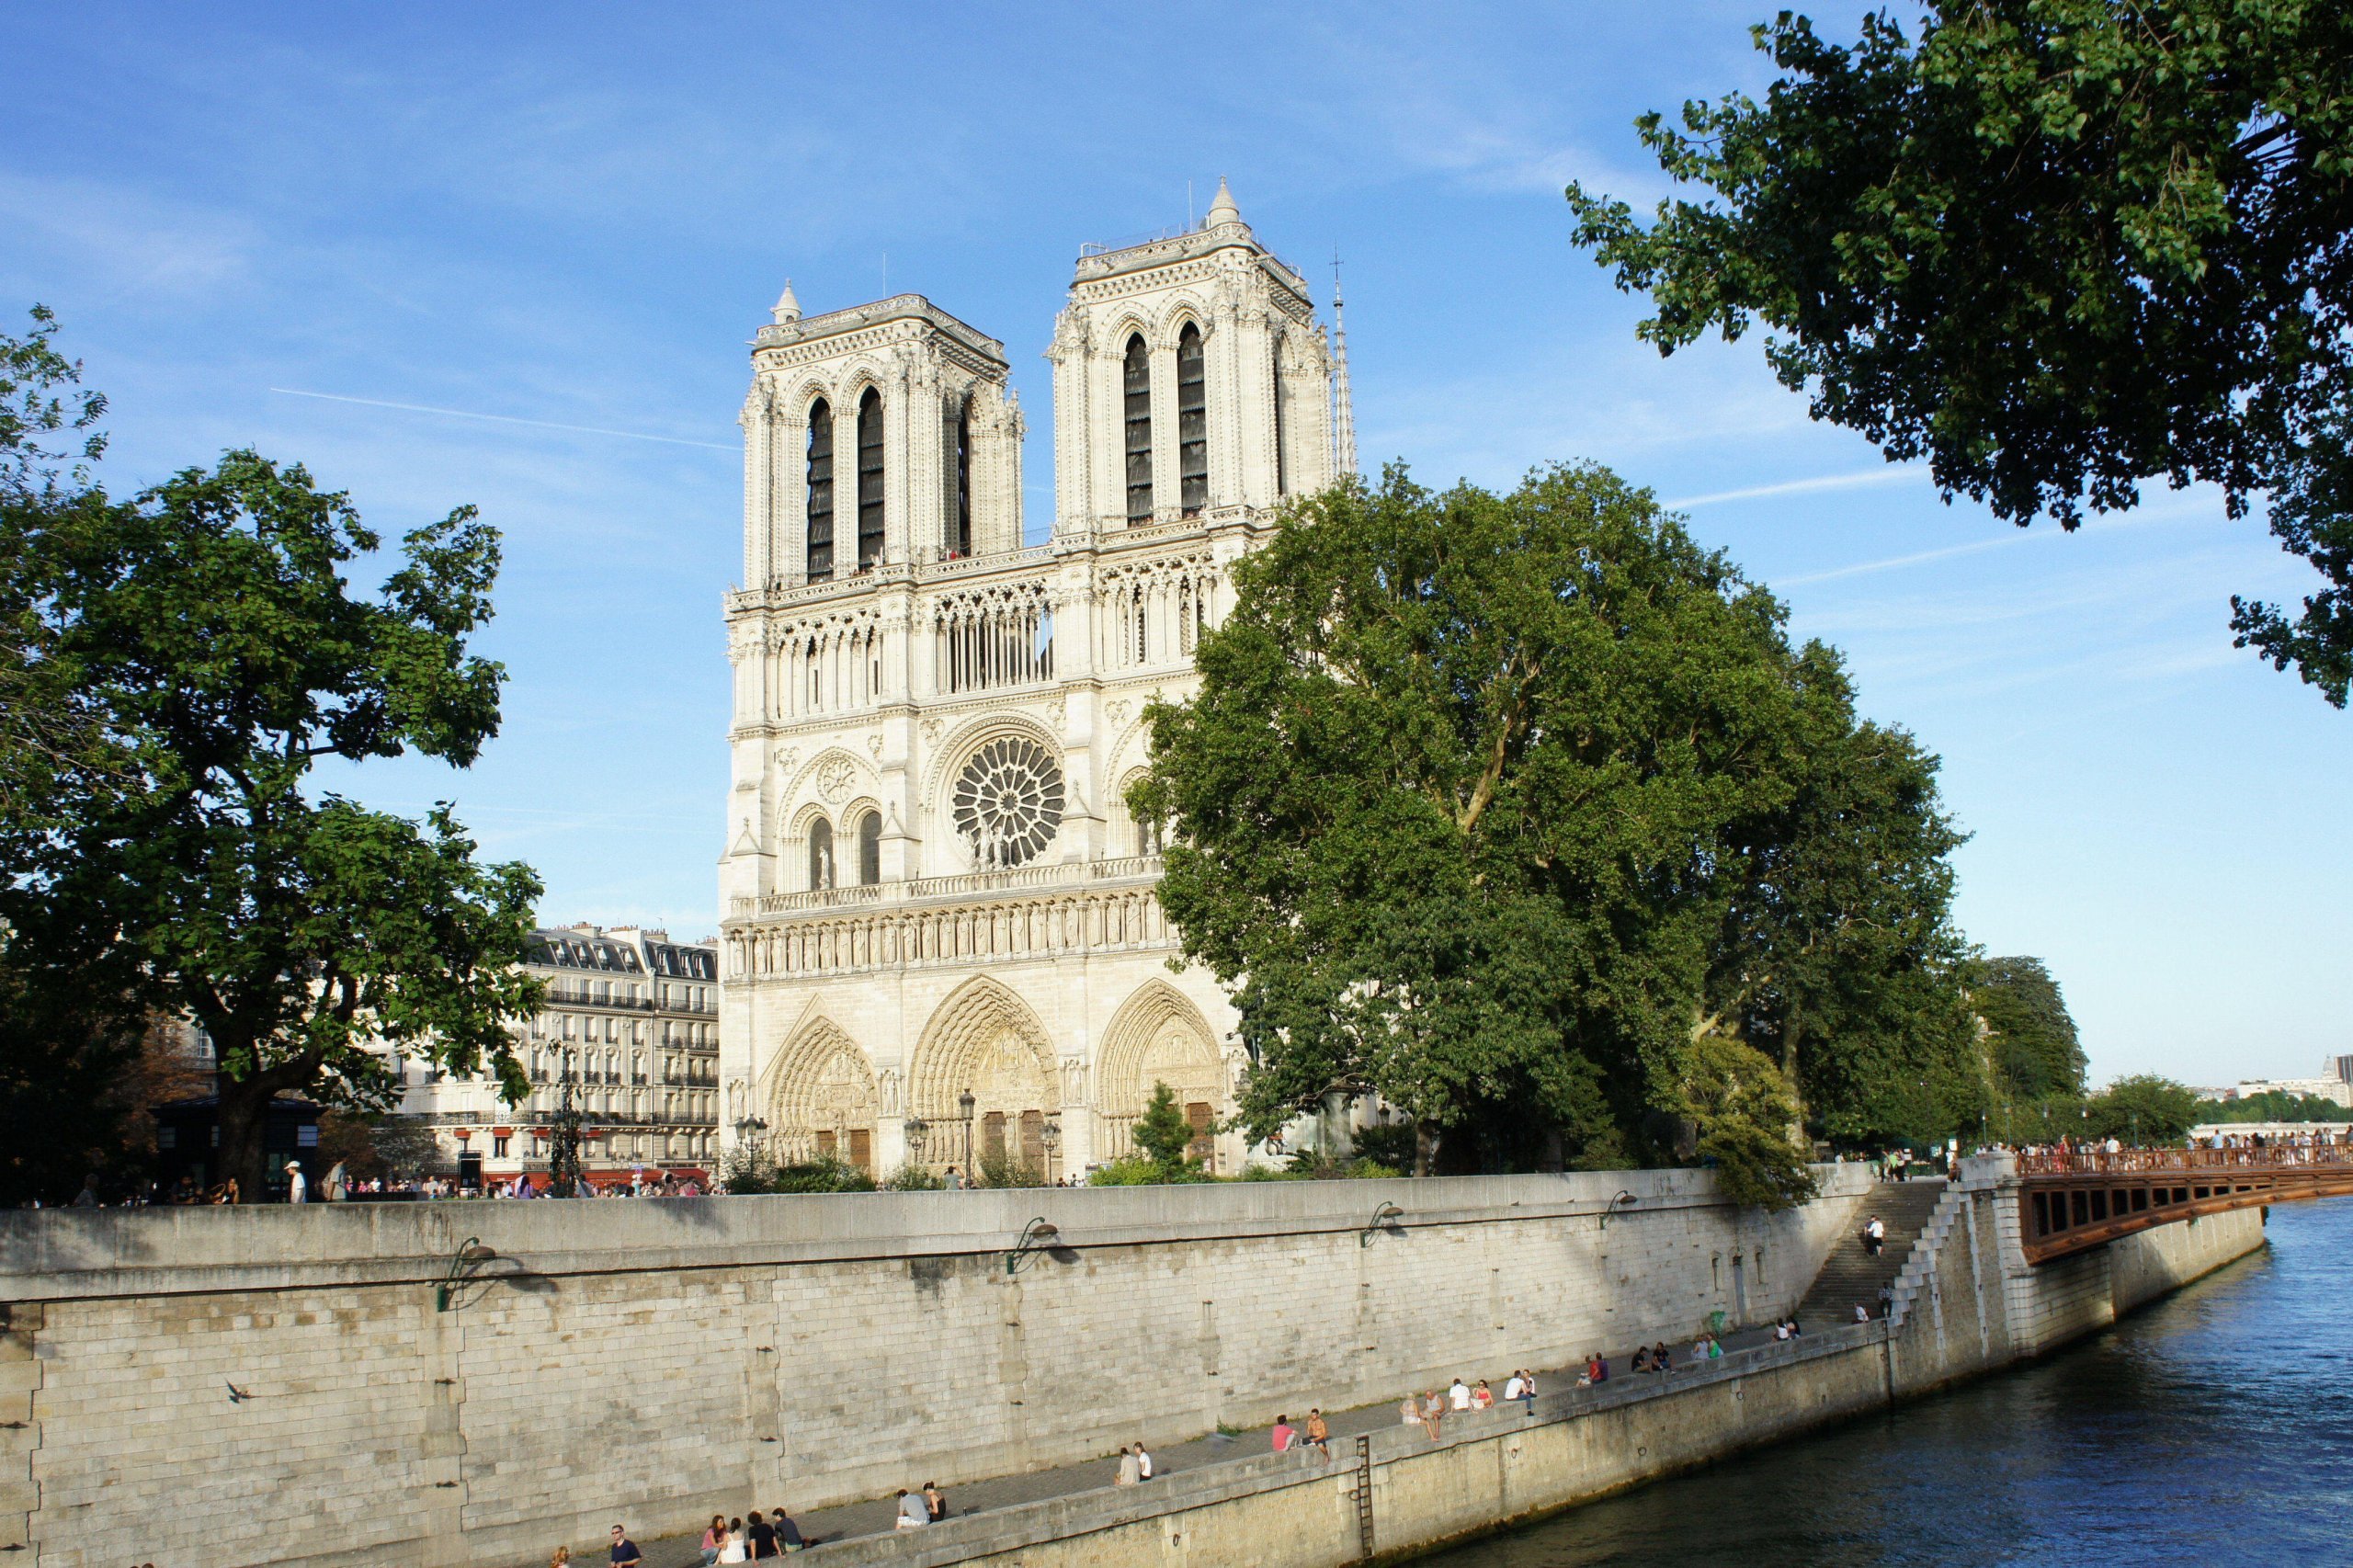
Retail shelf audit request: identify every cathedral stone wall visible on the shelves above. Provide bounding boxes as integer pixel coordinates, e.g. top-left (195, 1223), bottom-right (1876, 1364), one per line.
top-left (0, 1167), bottom-right (1872, 1568)
top-left (718, 187), bottom-right (1339, 1179)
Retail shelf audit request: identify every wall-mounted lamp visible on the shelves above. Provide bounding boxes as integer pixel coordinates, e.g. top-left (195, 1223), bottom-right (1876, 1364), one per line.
top-left (1600, 1190), bottom-right (1639, 1231)
top-left (434, 1238), bottom-right (497, 1312)
top-left (1360, 1201), bottom-right (1405, 1248)
top-left (1006, 1216), bottom-right (1061, 1276)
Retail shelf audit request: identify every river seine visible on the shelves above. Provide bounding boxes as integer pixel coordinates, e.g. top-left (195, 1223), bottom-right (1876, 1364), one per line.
top-left (1423, 1197), bottom-right (2353, 1565)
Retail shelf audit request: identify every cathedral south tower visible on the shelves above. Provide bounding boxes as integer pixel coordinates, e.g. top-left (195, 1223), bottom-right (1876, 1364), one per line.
top-left (719, 183), bottom-right (1337, 1179)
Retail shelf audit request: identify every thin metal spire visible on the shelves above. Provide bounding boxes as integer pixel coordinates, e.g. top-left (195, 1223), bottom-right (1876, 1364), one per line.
top-left (1330, 251), bottom-right (1358, 480)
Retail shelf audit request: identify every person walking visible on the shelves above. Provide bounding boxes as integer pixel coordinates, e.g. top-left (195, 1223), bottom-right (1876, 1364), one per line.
top-left (285, 1161), bottom-right (307, 1204)
top-left (1115, 1447), bottom-right (1141, 1486)
top-left (608, 1525), bottom-right (642, 1567)
top-left (324, 1160), bottom-right (347, 1201)
top-left (1862, 1214), bottom-right (1884, 1256)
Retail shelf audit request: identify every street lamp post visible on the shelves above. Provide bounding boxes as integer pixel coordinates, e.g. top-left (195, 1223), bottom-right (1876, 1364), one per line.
top-left (550, 1045), bottom-right (584, 1197)
top-left (904, 1117), bottom-right (930, 1166)
top-left (960, 1089), bottom-right (977, 1175)
top-left (1040, 1115), bottom-right (1061, 1183)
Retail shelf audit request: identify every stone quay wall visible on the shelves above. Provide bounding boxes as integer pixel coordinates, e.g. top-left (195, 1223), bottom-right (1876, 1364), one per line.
top-left (756, 1168), bottom-right (2269, 1568)
top-left (0, 1165), bottom-right (1878, 1568)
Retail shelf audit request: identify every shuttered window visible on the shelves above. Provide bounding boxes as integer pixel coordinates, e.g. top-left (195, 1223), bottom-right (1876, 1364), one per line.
top-left (857, 387), bottom-right (884, 569)
top-left (1177, 322), bottom-right (1207, 514)
top-left (805, 399), bottom-right (834, 582)
top-left (1123, 335), bottom-right (1153, 523)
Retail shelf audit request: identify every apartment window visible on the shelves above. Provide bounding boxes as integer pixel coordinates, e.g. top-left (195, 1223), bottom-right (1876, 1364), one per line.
top-left (493, 1134), bottom-right (510, 1158)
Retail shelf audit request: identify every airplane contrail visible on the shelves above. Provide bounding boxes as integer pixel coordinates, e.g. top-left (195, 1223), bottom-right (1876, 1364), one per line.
top-left (268, 388), bottom-right (736, 451)
top-left (1663, 467), bottom-right (1927, 509)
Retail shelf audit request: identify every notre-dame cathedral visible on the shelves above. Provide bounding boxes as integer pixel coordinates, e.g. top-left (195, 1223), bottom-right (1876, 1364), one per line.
top-left (717, 182), bottom-right (1345, 1179)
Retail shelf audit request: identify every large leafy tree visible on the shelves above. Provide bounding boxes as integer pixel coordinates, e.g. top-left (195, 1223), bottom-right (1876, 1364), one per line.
top-left (2, 312), bottom-right (543, 1198)
top-left (1971, 955), bottom-right (2086, 1100)
top-left (1133, 463), bottom-right (1975, 1203)
top-left (1566, 2), bottom-right (2353, 704)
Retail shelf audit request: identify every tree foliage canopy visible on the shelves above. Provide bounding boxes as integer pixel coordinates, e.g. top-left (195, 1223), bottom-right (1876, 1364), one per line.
top-left (1971, 954), bottom-right (2087, 1100)
top-left (0, 310), bottom-right (543, 1198)
top-left (1133, 463), bottom-right (1982, 1203)
top-left (1566, 2), bottom-right (2353, 704)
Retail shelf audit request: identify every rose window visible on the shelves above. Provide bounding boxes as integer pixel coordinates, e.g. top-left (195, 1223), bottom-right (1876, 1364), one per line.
top-left (951, 737), bottom-right (1064, 869)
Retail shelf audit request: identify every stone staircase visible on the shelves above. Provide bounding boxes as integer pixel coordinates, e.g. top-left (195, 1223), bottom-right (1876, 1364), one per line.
top-left (1792, 1178), bottom-right (1949, 1328)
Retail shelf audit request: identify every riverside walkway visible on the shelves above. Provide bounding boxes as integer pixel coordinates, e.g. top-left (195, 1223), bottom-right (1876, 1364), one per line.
top-left (623, 1321), bottom-right (1805, 1566)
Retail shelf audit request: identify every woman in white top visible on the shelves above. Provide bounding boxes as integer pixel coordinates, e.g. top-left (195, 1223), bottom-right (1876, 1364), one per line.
top-left (715, 1518), bottom-right (746, 1563)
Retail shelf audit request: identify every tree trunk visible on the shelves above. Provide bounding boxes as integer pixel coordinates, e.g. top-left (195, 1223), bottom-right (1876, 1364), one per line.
top-left (213, 1067), bottom-right (276, 1201)
top-left (1414, 1119), bottom-right (1438, 1177)
top-left (1780, 1000), bottom-right (1807, 1133)
top-left (211, 1044), bottom-right (324, 1201)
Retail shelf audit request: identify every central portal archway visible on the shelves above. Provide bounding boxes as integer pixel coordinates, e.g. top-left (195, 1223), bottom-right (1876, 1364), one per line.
top-left (911, 976), bottom-right (1062, 1180)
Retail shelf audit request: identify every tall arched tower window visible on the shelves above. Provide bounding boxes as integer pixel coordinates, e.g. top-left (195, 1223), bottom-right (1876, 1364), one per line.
top-left (1270, 339), bottom-right (1288, 497)
top-left (806, 399), bottom-right (835, 582)
top-left (856, 811), bottom-right (881, 886)
top-left (808, 817), bottom-right (835, 891)
top-left (947, 398), bottom-right (972, 558)
top-left (1123, 335), bottom-right (1153, 524)
top-left (856, 388), bottom-right (884, 570)
top-left (1176, 322), bottom-right (1207, 515)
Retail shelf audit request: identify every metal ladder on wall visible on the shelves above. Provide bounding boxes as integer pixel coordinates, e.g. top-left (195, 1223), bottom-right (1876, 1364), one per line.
top-left (1353, 1433), bottom-right (1375, 1558)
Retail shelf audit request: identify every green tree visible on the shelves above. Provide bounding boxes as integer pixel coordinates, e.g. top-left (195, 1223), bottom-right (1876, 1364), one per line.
top-left (1566, 3), bottom-right (2353, 704)
top-left (1971, 956), bottom-right (2087, 1101)
top-left (1131, 1080), bottom-right (1200, 1178)
top-left (1133, 462), bottom-right (1968, 1199)
top-left (2, 354), bottom-right (544, 1196)
top-left (2086, 1074), bottom-right (2201, 1143)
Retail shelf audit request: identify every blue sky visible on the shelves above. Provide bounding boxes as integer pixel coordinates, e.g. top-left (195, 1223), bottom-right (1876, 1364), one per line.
top-left (5, 3), bottom-right (2345, 1087)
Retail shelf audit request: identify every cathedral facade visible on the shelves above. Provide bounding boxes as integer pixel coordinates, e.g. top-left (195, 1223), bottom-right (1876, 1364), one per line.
top-left (717, 183), bottom-right (1338, 1179)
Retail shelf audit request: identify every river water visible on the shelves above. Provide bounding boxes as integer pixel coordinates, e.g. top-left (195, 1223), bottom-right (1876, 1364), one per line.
top-left (1423, 1199), bottom-right (2353, 1566)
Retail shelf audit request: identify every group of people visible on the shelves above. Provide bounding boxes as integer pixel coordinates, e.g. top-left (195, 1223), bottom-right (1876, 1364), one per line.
top-left (693, 1506), bottom-right (806, 1559)
top-left (1389, 1372), bottom-right (1540, 1442)
top-left (889, 1482), bottom-right (951, 1530)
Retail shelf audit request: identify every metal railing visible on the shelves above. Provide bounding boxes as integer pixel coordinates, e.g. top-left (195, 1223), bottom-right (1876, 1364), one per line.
top-left (2017, 1141), bottom-right (2353, 1177)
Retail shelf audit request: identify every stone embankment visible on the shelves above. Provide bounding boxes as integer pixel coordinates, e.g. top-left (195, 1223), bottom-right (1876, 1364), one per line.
top-left (0, 1158), bottom-right (2263, 1568)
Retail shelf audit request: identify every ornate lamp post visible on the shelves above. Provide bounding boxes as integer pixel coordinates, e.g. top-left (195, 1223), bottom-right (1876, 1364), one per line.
top-left (903, 1117), bottom-right (930, 1166)
top-left (1040, 1115), bottom-right (1062, 1183)
top-left (959, 1089), bottom-right (977, 1174)
top-left (550, 1045), bottom-right (584, 1197)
